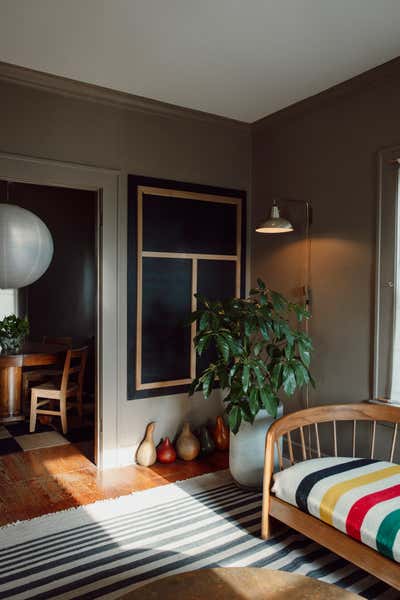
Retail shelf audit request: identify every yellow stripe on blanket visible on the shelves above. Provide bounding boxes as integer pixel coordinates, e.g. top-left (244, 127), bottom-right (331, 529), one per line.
top-left (320, 465), bottom-right (400, 525)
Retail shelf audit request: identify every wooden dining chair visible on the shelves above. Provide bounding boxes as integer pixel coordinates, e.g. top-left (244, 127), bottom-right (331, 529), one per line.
top-left (22, 336), bottom-right (72, 414)
top-left (29, 346), bottom-right (88, 434)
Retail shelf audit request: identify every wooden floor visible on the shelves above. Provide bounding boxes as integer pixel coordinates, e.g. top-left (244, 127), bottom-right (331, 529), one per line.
top-left (0, 443), bottom-right (229, 526)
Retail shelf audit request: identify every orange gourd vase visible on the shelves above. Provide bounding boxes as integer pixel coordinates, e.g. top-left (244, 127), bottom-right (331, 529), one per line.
top-left (212, 416), bottom-right (229, 451)
top-left (156, 437), bottom-right (177, 463)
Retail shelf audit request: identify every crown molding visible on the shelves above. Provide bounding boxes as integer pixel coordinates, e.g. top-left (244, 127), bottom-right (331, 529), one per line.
top-left (0, 61), bottom-right (250, 130)
top-left (254, 56), bottom-right (400, 131)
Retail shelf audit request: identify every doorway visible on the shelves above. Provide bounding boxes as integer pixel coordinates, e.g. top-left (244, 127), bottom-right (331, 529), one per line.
top-left (0, 179), bottom-right (98, 463)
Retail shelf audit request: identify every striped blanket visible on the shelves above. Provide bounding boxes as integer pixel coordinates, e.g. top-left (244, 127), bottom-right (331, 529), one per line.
top-left (272, 457), bottom-right (400, 562)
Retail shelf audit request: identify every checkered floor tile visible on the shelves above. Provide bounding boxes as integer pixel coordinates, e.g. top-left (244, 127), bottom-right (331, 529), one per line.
top-left (0, 421), bottom-right (94, 456)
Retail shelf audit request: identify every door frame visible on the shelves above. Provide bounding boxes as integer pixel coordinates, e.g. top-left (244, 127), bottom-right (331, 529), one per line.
top-left (0, 151), bottom-right (121, 469)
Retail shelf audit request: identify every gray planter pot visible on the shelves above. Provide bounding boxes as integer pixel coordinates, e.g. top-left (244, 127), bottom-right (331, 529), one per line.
top-left (229, 403), bottom-right (283, 489)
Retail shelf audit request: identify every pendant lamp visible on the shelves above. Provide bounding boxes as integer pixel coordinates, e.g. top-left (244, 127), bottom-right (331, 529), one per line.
top-left (0, 188), bottom-right (54, 289)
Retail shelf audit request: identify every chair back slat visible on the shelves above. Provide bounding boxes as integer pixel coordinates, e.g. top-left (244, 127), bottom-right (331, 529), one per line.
top-left (352, 420), bottom-right (356, 458)
top-left (276, 441), bottom-right (283, 471)
top-left (287, 432), bottom-right (294, 465)
top-left (299, 426), bottom-right (307, 460)
top-left (390, 423), bottom-right (398, 462)
top-left (370, 421), bottom-right (377, 459)
top-left (314, 423), bottom-right (321, 457)
top-left (60, 346), bottom-right (88, 395)
top-left (333, 420), bottom-right (338, 457)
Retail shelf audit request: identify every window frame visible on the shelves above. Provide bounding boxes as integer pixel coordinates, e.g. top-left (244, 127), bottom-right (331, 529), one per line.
top-left (374, 146), bottom-right (400, 401)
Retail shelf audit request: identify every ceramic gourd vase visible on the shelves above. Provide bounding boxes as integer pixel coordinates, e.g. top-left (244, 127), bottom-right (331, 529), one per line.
top-left (199, 425), bottom-right (215, 456)
top-left (156, 437), bottom-right (177, 463)
top-left (176, 422), bottom-right (200, 461)
top-left (213, 416), bottom-right (229, 451)
top-left (136, 422), bottom-right (157, 467)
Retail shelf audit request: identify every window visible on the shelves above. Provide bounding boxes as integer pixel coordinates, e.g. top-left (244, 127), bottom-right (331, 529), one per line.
top-left (127, 176), bottom-right (246, 400)
top-left (374, 149), bottom-right (400, 402)
top-left (0, 289), bottom-right (17, 320)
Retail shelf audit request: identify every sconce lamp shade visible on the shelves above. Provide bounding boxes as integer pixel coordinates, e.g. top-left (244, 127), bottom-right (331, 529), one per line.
top-left (255, 201), bottom-right (294, 234)
top-left (0, 204), bottom-right (54, 289)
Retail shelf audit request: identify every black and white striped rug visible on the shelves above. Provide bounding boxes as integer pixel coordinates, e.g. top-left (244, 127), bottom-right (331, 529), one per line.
top-left (0, 471), bottom-right (397, 599)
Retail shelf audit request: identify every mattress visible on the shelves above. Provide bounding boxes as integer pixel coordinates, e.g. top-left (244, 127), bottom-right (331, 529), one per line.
top-left (272, 456), bottom-right (400, 562)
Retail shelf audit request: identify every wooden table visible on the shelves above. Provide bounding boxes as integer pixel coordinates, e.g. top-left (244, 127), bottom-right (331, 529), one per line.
top-left (0, 342), bottom-right (66, 423)
top-left (119, 568), bottom-right (360, 599)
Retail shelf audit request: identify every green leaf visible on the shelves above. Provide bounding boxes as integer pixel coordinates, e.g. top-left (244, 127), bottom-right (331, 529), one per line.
top-left (293, 361), bottom-right (310, 387)
top-left (258, 320), bottom-right (269, 341)
top-left (188, 378), bottom-right (200, 396)
top-left (259, 387), bottom-right (278, 417)
top-left (228, 405), bottom-right (242, 434)
top-left (282, 365), bottom-right (297, 396)
top-left (257, 278), bottom-right (266, 290)
top-left (253, 341), bottom-right (263, 356)
top-left (216, 336), bottom-right (230, 362)
top-left (251, 362), bottom-right (265, 388)
top-left (270, 290), bottom-right (286, 312)
top-left (242, 363), bottom-right (250, 393)
top-left (271, 362), bottom-right (283, 391)
top-left (202, 370), bottom-right (214, 399)
top-left (199, 312), bottom-right (209, 331)
top-left (284, 343), bottom-right (294, 360)
top-left (248, 387), bottom-right (259, 415)
top-left (298, 342), bottom-right (311, 367)
top-left (196, 333), bottom-right (211, 356)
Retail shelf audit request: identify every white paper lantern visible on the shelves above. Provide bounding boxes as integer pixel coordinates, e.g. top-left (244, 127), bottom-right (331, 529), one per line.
top-left (0, 203), bottom-right (54, 289)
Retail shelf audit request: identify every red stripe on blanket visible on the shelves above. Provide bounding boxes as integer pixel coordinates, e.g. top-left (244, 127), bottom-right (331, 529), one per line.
top-left (346, 484), bottom-right (400, 540)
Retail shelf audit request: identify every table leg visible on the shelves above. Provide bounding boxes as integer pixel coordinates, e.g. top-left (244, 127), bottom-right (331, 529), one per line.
top-left (0, 365), bottom-right (24, 423)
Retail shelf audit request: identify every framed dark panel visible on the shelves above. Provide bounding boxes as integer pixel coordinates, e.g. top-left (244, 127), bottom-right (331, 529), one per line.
top-left (127, 175), bottom-right (246, 400)
top-left (141, 257), bottom-right (192, 385)
top-left (197, 260), bottom-right (237, 301)
top-left (143, 194), bottom-right (237, 254)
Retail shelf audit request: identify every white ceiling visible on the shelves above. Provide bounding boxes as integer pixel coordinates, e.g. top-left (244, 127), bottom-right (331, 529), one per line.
top-left (0, 0), bottom-right (399, 122)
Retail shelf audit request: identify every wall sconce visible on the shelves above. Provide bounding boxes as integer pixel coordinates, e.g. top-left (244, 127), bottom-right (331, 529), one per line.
top-left (255, 200), bottom-right (293, 233)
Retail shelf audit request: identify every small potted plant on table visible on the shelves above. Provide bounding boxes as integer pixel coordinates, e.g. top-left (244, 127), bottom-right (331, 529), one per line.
top-left (0, 314), bottom-right (29, 355)
top-left (189, 279), bottom-right (313, 488)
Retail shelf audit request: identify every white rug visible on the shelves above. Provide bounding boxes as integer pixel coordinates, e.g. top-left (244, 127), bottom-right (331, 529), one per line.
top-left (0, 470), bottom-right (397, 600)
top-left (14, 431), bottom-right (70, 451)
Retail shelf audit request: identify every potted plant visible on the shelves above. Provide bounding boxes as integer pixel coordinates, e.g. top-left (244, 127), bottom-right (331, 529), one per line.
top-left (189, 278), bottom-right (313, 488)
top-left (0, 314), bottom-right (29, 355)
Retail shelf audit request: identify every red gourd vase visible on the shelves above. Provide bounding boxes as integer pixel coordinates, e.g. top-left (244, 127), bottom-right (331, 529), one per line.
top-left (156, 437), bottom-right (177, 463)
top-left (213, 416), bottom-right (229, 451)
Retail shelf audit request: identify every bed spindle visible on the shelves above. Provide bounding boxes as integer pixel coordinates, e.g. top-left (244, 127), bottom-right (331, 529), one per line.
top-left (370, 420), bottom-right (377, 459)
top-left (287, 432), bottom-right (294, 464)
top-left (390, 423), bottom-right (398, 462)
top-left (333, 420), bottom-right (338, 457)
top-left (299, 426), bottom-right (307, 460)
top-left (352, 420), bottom-right (356, 458)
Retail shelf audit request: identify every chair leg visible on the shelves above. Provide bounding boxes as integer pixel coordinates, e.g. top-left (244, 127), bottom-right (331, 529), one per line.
top-left (60, 397), bottom-right (68, 434)
top-left (29, 392), bottom-right (38, 433)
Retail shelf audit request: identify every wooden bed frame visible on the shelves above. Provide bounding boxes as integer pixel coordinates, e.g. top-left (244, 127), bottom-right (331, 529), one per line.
top-left (261, 403), bottom-right (400, 590)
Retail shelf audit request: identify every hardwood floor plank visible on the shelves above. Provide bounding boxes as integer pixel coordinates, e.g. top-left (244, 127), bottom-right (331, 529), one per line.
top-left (0, 444), bottom-right (229, 526)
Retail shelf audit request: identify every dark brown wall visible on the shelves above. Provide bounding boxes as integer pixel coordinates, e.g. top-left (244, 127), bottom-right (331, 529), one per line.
top-left (0, 74), bottom-right (251, 454)
top-left (252, 63), bottom-right (400, 413)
